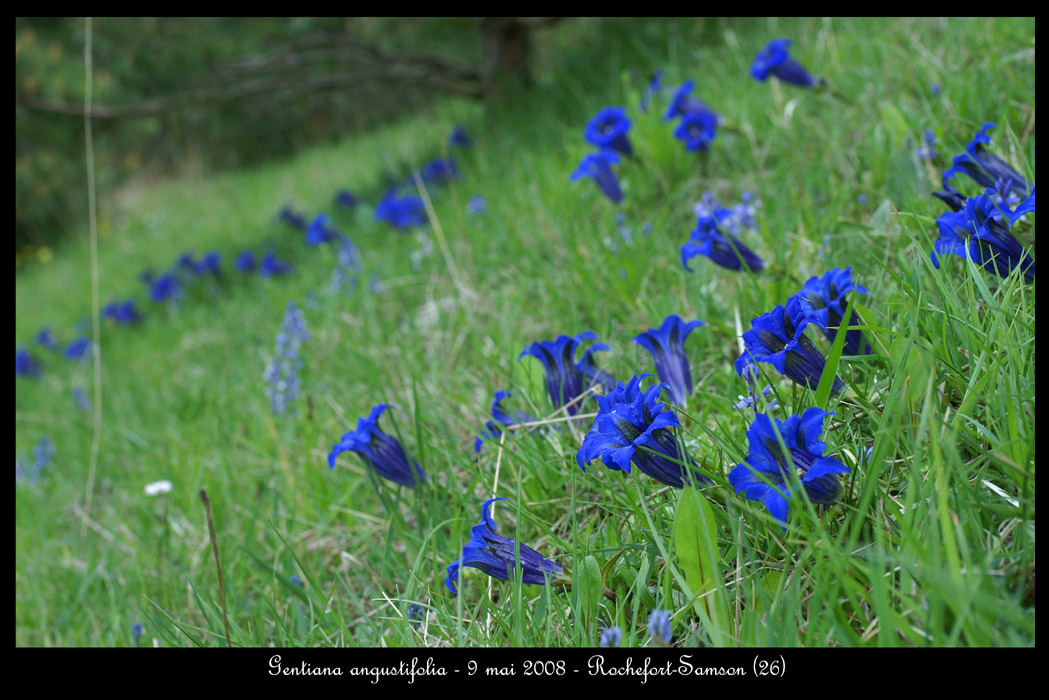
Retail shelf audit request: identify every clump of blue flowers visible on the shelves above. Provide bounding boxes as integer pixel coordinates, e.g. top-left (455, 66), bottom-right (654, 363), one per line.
top-left (263, 301), bottom-right (309, 415)
top-left (519, 332), bottom-right (614, 416)
top-left (934, 122), bottom-right (1032, 211)
top-left (571, 150), bottom-right (623, 204)
top-left (796, 267), bottom-right (872, 355)
top-left (259, 251), bottom-right (292, 277)
top-left (728, 407), bottom-right (850, 529)
top-left (328, 404), bottom-right (425, 488)
top-left (736, 296), bottom-right (845, 395)
top-left (148, 272), bottom-right (182, 303)
top-left (330, 235), bottom-right (362, 294)
top-left (474, 390), bottom-right (537, 452)
top-left (103, 299), bottom-right (142, 325)
top-left (375, 187), bottom-right (427, 229)
top-left (16, 348), bottom-right (42, 378)
top-left (664, 80), bottom-right (720, 152)
top-left (584, 106), bottom-right (633, 157)
top-left (64, 337), bottom-right (91, 362)
top-left (445, 497), bottom-right (562, 594)
top-left (932, 188), bottom-right (1035, 282)
top-left (648, 609), bottom-right (672, 646)
top-left (35, 326), bottom-right (60, 350)
top-left (577, 374), bottom-right (711, 489)
top-left (750, 38), bottom-right (817, 88)
top-left (234, 250), bottom-right (256, 273)
top-left (681, 201), bottom-right (765, 273)
top-left (633, 315), bottom-right (706, 407)
top-left (306, 213), bottom-right (341, 246)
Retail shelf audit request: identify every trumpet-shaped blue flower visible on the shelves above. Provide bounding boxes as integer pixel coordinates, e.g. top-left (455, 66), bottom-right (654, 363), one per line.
top-left (728, 407), bottom-right (850, 528)
top-left (16, 348), bottom-right (42, 378)
top-left (234, 250), bottom-right (256, 272)
top-left (681, 212), bottom-right (765, 272)
top-left (934, 123), bottom-right (1032, 211)
top-left (640, 70), bottom-right (664, 112)
top-left (750, 38), bottom-right (817, 88)
top-left (932, 189), bottom-right (1035, 282)
top-left (577, 375), bottom-right (711, 489)
top-left (600, 626), bottom-right (623, 647)
top-left (419, 157), bottom-right (458, 184)
top-left (674, 111), bottom-right (719, 152)
top-left (328, 404), bottom-right (425, 488)
top-left (735, 296), bottom-right (845, 395)
top-left (149, 272), bottom-right (182, 303)
top-left (571, 150), bottom-right (623, 204)
top-left (259, 251), bottom-right (292, 277)
top-left (375, 187), bottom-right (427, 229)
top-left (474, 390), bottom-right (538, 452)
top-left (278, 206), bottom-right (307, 230)
top-left (103, 299), bottom-right (142, 325)
top-left (519, 332), bottom-right (612, 415)
top-left (448, 125), bottom-right (472, 148)
top-left (648, 609), bottom-right (672, 645)
top-left (445, 497), bottom-right (562, 594)
top-left (467, 195), bottom-right (487, 215)
top-left (584, 106), bottom-right (633, 157)
top-left (796, 267), bottom-right (871, 355)
top-left (306, 213), bottom-right (341, 246)
top-left (633, 315), bottom-right (706, 406)
top-left (35, 326), bottom-right (59, 350)
top-left (64, 337), bottom-right (91, 362)
top-left (663, 80), bottom-right (721, 124)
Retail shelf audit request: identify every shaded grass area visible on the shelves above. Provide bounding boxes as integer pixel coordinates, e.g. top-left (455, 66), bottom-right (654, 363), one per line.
top-left (16, 17), bottom-right (1034, 647)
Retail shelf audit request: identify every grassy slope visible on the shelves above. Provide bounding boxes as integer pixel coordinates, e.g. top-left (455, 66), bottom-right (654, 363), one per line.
top-left (15, 17), bottom-right (1035, 647)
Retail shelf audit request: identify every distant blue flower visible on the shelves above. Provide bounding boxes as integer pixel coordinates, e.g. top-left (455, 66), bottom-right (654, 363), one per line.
top-left (64, 337), bottom-right (91, 362)
top-left (571, 150), bottom-right (623, 204)
top-left (584, 106), bottom-right (633, 157)
top-left (467, 195), bottom-right (487, 215)
top-left (445, 497), bottom-right (562, 594)
top-left (149, 272), bottom-right (182, 303)
top-left (368, 274), bottom-right (381, 293)
top-left (934, 123), bottom-right (1032, 211)
top-left (331, 235), bottom-right (362, 294)
top-left (306, 213), bottom-right (341, 246)
top-left (750, 38), bottom-right (817, 88)
top-left (640, 70), bottom-right (665, 112)
top-left (600, 626), bottom-right (622, 647)
top-left (474, 390), bottom-right (537, 452)
top-left (857, 194), bottom-right (868, 205)
top-left (663, 80), bottom-right (720, 124)
top-left (796, 267), bottom-right (871, 355)
top-left (728, 407), bottom-right (850, 528)
top-left (35, 326), bottom-right (60, 350)
top-left (519, 332), bottom-right (612, 415)
top-left (375, 187), bottom-right (427, 228)
top-left (290, 575), bottom-right (303, 587)
top-left (199, 251), bottom-right (221, 277)
top-left (278, 206), bottom-right (307, 230)
top-left (407, 603), bottom-right (425, 627)
top-left (22, 437), bottom-right (55, 484)
top-left (103, 299), bottom-right (142, 325)
top-left (633, 315), bottom-right (706, 406)
top-left (73, 386), bottom-right (91, 411)
top-left (681, 212), bottom-right (765, 272)
top-left (931, 83), bottom-right (941, 98)
top-left (735, 296), bottom-right (845, 395)
top-left (648, 610), bottom-right (672, 645)
top-left (328, 404), bottom-right (425, 488)
top-left (931, 189), bottom-right (1035, 282)
top-left (335, 190), bottom-right (359, 208)
top-left (263, 301), bottom-right (309, 415)
top-left (577, 374), bottom-right (711, 489)
top-left (234, 250), bottom-right (256, 272)
top-left (448, 125), bottom-right (472, 148)
top-left (259, 251), bottom-right (292, 278)
top-left (420, 157), bottom-right (458, 184)
top-left (138, 269), bottom-right (155, 285)
top-left (131, 623), bottom-right (144, 643)
top-left (916, 129), bottom-right (938, 160)
top-left (674, 111), bottom-right (719, 152)
top-left (16, 349), bottom-right (42, 378)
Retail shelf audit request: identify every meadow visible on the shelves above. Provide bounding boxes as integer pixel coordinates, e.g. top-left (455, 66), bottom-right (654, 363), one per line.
top-left (15, 17), bottom-right (1035, 648)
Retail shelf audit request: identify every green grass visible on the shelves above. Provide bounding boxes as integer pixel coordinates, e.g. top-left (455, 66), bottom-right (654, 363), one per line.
top-left (15, 17), bottom-right (1035, 647)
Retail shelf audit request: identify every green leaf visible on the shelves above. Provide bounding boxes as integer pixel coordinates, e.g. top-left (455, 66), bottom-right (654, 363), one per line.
top-left (672, 487), bottom-right (728, 636)
top-left (576, 554), bottom-right (603, 628)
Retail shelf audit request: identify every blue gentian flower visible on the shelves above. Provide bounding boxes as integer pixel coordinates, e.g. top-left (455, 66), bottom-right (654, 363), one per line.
top-left (290, 575), bottom-right (303, 587)
top-left (640, 70), bottom-right (665, 112)
top-left (263, 301), bottom-right (309, 415)
top-left (375, 187), bottom-right (427, 228)
top-left (931, 83), bottom-right (941, 98)
top-left (474, 390), bottom-right (537, 452)
top-left (35, 326), bottom-right (60, 350)
top-left (519, 332), bottom-right (612, 415)
top-left (600, 626), bottom-right (623, 647)
top-left (132, 623), bottom-right (144, 643)
top-left (278, 206), bottom-right (307, 230)
top-left (420, 157), bottom-right (458, 184)
top-left (16, 348), bottom-right (42, 378)
top-left (448, 125), bottom-right (472, 148)
top-left (335, 190), bottom-right (359, 208)
top-left (735, 296), bottom-right (845, 394)
top-left (584, 106), bottom-right (633, 157)
top-left (103, 299), bottom-right (142, 325)
top-left (857, 194), bottom-right (868, 205)
top-left (571, 150), bottom-right (623, 204)
top-left (633, 315), bottom-right (706, 406)
top-left (663, 80), bottom-right (721, 124)
top-left (931, 189), bottom-right (1035, 282)
top-left (681, 212), bottom-right (765, 272)
top-left (199, 251), bottom-right (221, 277)
top-left (750, 38), bottom-right (817, 88)
top-left (306, 213), bottom-right (341, 246)
top-left (728, 407), bottom-right (850, 528)
top-left (934, 123), bottom-right (1032, 211)
top-left (64, 337), bottom-right (91, 362)
top-left (149, 272), bottom-right (182, 303)
top-left (234, 250), bottom-right (256, 272)
top-left (577, 374), bottom-right (711, 489)
top-left (467, 195), bottom-right (487, 215)
top-left (259, 251), bottom-right (292, 277)
top-left (796, 267), bottom-right (871, 355)
top-left (407, 603), bottom-right (425, 627)
top-left (445, 496), bottom-right (562, 594)
top-left (916, 129), bottom-right (938, 160)
top-left (648, 609), bottom-right (672, 645)
top-left (328, 404), bottom-right (425, 488)
top-left (674, 111), bottom-right (719, 152)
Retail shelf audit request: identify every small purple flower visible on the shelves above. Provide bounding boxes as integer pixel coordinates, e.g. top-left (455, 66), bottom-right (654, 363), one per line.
top-left (445, 497), bottom-right (562, 594)
top-left (750, 38), bottom-right (817, 88)
top-left (331, 236), bottom-right (362, 294)
top-left (633, 315), bottom-right (706, 407)
top-left (584, 106), bottom-right (633, 157)
top-left (328, 404), bottom-right (425, 488)
top-left (306, 213), bottom-right (341, 246)
top-left (796, 267), bottom-right (872, 355)
top-left (857, 194), bottom-right (868, 205)
top-left (728, 407), bottom-right (850, 529)
top-left (263, 301), bottom-right (309, 415)
top-left (519, 332), bottom-right (613, 415)
top-left (73, 386), bottom-right (91, 411)
top-left (648, 609), bottom-right (672, 645)
top-left (931, 83), bottom-right (941, 98)
top-left (571, 150), bottom-right (623, 204)
top-left (16, 348), bottom-right (42, 378)
top-left (600, 626), bottom-right (622, 647)
top-left (733, 383), bottom-right (777, 412)
top-left (467, 195), bottom-right (487, 215)
top-left (916, 129), bottom-right (938, 160)
top-left (64, 337), bottom-right (91, 362)
top-left (234, 250), bottom-right (256, 273)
